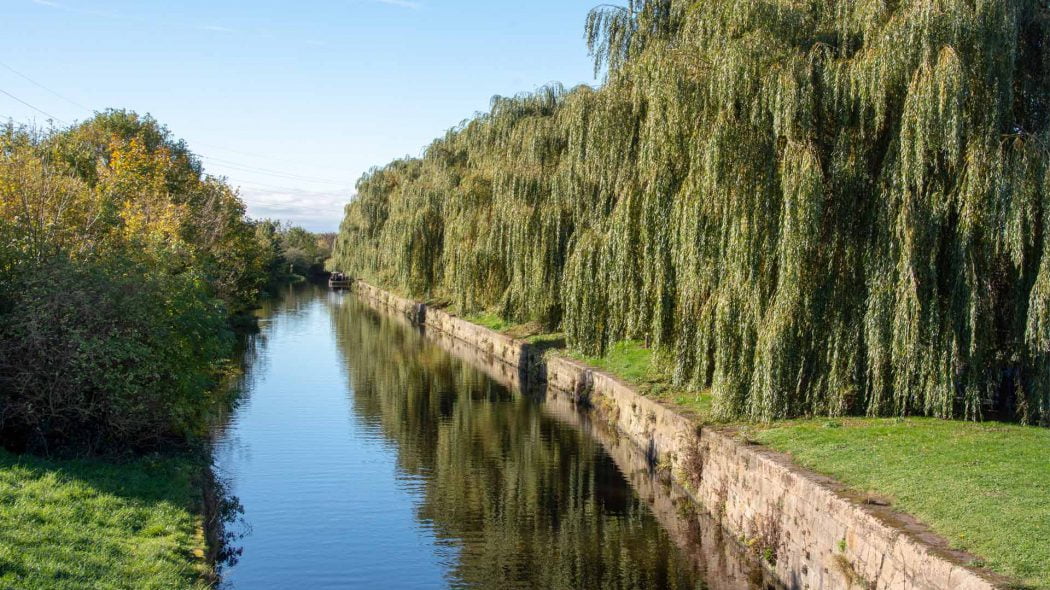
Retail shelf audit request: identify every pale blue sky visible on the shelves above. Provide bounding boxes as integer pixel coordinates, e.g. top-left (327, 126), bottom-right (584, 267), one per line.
top-left (3, 0), bottom-right (598, 230)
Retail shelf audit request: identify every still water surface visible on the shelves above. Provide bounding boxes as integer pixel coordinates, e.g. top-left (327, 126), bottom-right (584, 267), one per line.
top-left (213, 286), bottom-right (769, 589)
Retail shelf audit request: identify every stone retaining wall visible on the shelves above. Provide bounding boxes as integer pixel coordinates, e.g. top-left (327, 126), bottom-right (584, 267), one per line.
top-left (352, 280), bottom-right (1003, 590)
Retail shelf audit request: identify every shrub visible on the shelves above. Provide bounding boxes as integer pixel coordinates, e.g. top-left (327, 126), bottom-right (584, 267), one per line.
top-left (0, 255), bottom-right (232, 454)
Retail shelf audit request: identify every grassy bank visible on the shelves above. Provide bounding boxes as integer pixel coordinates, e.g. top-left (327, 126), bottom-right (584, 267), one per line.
top-left (463, 311), bottom-right (516, 333)
top-left (754, 419), bottom-right (1050, 590)
top-left (0, 450), bottom-right (210, 590)
top-left (457, 311), bottom-right (1048, 588)
top-left (564, 340), bottom-right (713, 417)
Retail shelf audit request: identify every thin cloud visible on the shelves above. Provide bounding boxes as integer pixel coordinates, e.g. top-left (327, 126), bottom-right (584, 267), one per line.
top-left (239, 186), bottom-right (349, 232)
top-left (28, 0), bottom-right (135, 22)
top-left (372, 0), bottom-right (422, 9)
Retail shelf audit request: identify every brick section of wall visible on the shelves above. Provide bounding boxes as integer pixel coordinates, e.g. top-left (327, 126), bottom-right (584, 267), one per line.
top-left (351, 280), bottom-right (1003, 590)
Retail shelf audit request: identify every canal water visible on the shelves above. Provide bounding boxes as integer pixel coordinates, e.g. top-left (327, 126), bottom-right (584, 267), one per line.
top-left (213, 285), bottom-right (772, 589)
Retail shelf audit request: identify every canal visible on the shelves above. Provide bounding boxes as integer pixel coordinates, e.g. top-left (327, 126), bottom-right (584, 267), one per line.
top-left (213, 285), bottom-right (772, 589)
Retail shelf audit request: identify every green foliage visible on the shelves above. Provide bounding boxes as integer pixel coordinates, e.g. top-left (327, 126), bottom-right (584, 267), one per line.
top-left (0, 255), bottom-right (232, 453)
top-left (755, 418), bottom-right (1050, 588)
top-left (254, 219), bottom-right (290, 287)
top-left (0, 111), bottom-right (272, 452)
top-left (255, 219), bottom-right (334, 286)
top-left (463, 311), bottom-right (514, 332)
top-left (334, 0), bottom-right (1050, 424)
top-left (0, 449), bottom-right (210, 589)
top-left (2, 110), bottom-right (274, 315)
top-left (280, 225), bottom-right (332, 277)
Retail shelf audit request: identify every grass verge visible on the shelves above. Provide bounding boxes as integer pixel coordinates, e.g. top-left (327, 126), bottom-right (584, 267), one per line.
top-left (0, 449), bottom-right (210, 590)
top-left (568, 339), bottom-right (654, 383)
top-left (463, 311), bottom-right (514, 332)
top-left (753, 419), bottom-right (1050, 589)
top-left (567, 340), bottom-right (713, 417)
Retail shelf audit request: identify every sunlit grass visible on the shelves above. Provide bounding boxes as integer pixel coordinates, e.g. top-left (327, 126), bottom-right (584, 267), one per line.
top-left (754, 419), bottom-right (1050, 589)
top-left (0, 450), bottom-right (209, 590)
top-left (568, 340), bottom-right (654, 384)
top-left (463, 311), bottom-right (514, 332)
top-left (566, 340), bottom-right (711, 416)
top-left (555, 335), bottom-right (1050, 588)
top-left (462, 311), bottom-right (566, 351)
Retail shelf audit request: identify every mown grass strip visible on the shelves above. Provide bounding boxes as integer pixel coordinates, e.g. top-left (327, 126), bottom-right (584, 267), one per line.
top-left (754, 419), bottom-right (1050, 590)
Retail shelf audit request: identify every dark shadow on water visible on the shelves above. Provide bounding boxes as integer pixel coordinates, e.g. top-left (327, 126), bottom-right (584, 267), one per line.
top-left (204, 467), bottom-right (248, 577)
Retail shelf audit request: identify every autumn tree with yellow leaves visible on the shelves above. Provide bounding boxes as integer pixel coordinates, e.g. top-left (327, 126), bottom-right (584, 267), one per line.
top-left (0, 111), bottom-right (276, 452)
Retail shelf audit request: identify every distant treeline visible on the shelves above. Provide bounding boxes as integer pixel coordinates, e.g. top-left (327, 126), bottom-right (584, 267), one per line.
top-left (0, 110), bottom-right (328, 453)
top-left (259, 220), bottom-right (336, 285)
top-left (333, 1), bottom-right (1050, 424)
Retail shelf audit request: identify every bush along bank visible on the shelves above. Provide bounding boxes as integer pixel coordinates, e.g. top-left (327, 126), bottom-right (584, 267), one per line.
top-left (0, 111), bottom-right (279, 586)
top-left (254, 220), bottom-right (336, 291)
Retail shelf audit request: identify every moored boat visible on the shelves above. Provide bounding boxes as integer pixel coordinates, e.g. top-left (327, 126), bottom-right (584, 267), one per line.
top-left (328, 272), bottom-right (352, 288)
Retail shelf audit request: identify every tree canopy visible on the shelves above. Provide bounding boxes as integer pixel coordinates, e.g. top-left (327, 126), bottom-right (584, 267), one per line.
top-left (334, 0), bottom-right (1050, 424)
top-left (0, 111), bottom-right (280, 452)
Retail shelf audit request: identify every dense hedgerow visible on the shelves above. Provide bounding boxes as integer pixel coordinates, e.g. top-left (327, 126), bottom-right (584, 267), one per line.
top-left (0, 112), bottom-right (275, 452)
top-left (334, 0), bottom-right (1050, 424)
top-left (0, 255), bottom-right (233, 452)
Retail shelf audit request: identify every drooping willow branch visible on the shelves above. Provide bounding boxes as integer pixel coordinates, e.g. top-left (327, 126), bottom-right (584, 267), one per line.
top-left (335, 0), bottom-right (1050, 425)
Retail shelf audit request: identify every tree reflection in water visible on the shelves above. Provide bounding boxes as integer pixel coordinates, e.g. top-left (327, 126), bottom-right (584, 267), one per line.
top-left (330, 294), bottom-right (773, 590)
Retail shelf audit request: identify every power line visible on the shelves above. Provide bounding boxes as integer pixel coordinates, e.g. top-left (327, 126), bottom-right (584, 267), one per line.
top-left (0, 67), bottom-right (351, 186)
top-left (198, 155), bottom-right (348, 184)
top-left (0, 61), bottom-right (91, 112)
top-left (0, 87), bottom-right (67, 125)
top-left (0, 86), bottom-right (348, 186)
top-left (230, 179), bottom-right (351, 194)
top-left (189, 139), bottom-right (348, 173)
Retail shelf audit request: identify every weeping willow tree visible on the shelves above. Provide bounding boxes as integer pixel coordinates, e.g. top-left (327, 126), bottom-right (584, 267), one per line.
top-left (334, 0), bottom-right (1050, 424)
